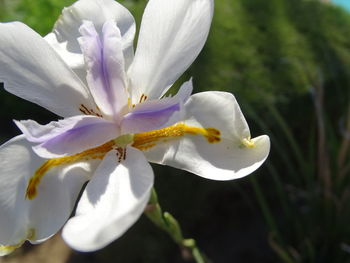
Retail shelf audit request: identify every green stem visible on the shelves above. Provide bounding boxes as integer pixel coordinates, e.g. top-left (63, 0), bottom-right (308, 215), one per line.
top-left (145, 188), bottom-right (208, 263)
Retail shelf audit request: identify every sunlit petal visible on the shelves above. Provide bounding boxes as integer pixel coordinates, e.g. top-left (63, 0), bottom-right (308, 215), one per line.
top-left (128, 0), bottom-right (214, 103)
top-left (0, 136), bottom-right (94, 252)
top-left (0, 22), bottom-right (96, 117)
top-left (140, 92), bottom-right (270, 180)
top-left (62, 146), bottom-right (153, 251)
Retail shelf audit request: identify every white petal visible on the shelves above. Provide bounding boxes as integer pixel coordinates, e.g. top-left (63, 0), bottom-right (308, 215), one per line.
top-left (0, 22), bottom-right (97, 118)
top-left (62, 146), bottom-right (153, 252)
top-left (45, 33), bottom-right (85, 69)
top-left (128, 0), bottom-right (214, 103)
top-left (141, 92), bottom-right (270, 181)
top-left (16, 115), bottom-right (119, 158)
top-left (0, 135), bottom-right (94, 252)
top-left (48, 0), bottom-right (135, 70)
top-left (45, 33), bottom-right (88, 86)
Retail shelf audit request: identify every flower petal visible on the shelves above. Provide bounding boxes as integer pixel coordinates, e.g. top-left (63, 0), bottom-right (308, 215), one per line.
top-left (0, 22), bottom-right (97, 118)
top-left (121, 80), bottom-right (193, 134)
top-left (79, 20), bottom-right (128, 120)
top-left (140, 92), bottom-right (270, 181)
top-left (16, 115), bottom-right (119, 159)
top-left (48, 0), bottom-right (135, 69)
top-left (0, 135), bottom-right (94, 254)
top-left (62, 146), bottom-right (153, 252)
top-left (127, 0), bottom-right (214, 103)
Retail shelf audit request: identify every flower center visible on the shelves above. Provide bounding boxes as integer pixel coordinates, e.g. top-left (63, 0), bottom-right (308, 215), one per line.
top-left (25, 123), bottom-right (221, 200)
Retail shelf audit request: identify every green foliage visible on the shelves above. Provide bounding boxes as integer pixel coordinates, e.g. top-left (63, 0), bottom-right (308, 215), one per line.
top-left (190, 0), bottom-right (350, 108)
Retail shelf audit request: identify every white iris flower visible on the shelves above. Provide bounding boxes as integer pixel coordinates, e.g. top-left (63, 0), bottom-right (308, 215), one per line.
top-left (0, 0), bottom-right (270, 255)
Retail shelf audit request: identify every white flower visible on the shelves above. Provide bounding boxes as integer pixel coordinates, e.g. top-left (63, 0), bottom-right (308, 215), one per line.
top-left (0, 0), bottom-right (270, 255)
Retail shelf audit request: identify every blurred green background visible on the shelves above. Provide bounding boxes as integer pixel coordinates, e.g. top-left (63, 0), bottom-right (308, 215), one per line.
top-left (1, 0), bottom-right (350, 262)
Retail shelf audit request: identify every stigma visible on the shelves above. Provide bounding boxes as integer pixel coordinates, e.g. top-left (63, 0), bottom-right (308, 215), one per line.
top-left (241, 138), bottom-right (255, 148)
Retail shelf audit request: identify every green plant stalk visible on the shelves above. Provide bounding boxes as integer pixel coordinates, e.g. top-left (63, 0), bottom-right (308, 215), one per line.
top-left (144, 188), bottom-right (208, 263)
top-left (268, 233), bottom-right (296, 263)
top-left (312, 81), bottom-right (332, 202)
top-left (338, 103), bottom-right (350, 180)
top-left (250, 176), bottom-right (282, 243)
top-left (266, 103), bottom-right (307, 177)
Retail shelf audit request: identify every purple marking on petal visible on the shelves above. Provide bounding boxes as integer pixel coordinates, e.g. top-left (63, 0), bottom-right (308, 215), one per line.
top-left (31, 118), bottom-right (119, 158)
top-left (121, 101), bottom-right (182, 134)
top-left (79, 20), bottom-right (127, 121)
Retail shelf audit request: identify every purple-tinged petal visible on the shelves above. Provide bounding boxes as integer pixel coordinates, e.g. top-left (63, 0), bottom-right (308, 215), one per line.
top-left (49, 0), bottom-right (136, 70)
top-left (16, 116), bottom-right (119, 159)
top-left (34, 121), bottom-right (119, 159)
top-left (79, 20), bottom-right (128, 121)
top-left (121, 80), bottom-right (193, 134)
top-left (121, 102), bottom-right (182, 134)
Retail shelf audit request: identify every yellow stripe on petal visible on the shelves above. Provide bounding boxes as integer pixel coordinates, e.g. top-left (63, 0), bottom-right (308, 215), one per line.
top-left (0, 229), bottom-right (35, 256)
top-left (26, 141), bottom-right (115, 200)
top-left (0, 243), bottom-right (22, 256)
top-left (132, 123), bottom-right (221, 151)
